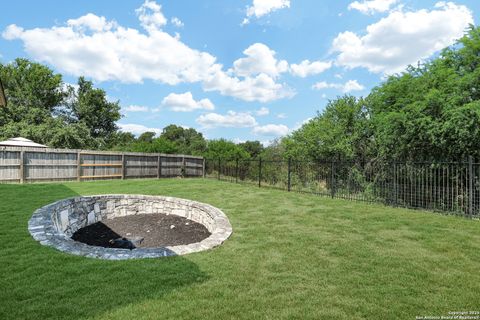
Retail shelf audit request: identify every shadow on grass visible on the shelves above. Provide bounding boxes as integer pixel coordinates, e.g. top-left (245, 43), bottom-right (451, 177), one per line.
top-left (0, 183), bottom-right (208, 320)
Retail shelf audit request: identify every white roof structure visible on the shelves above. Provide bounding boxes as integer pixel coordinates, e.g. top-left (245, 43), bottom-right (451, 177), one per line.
top-left (0, 137), bottom-right (48, 148)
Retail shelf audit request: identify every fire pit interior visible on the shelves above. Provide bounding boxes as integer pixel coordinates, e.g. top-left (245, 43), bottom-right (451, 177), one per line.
top-left (28, 195), bottom-right (232, 260)
top-left (71, 214), bottom-right (211, 249)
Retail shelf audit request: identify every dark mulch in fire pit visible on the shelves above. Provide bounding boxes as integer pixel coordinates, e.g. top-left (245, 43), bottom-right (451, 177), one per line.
top-left (71, 214), bottom-right (211, 249)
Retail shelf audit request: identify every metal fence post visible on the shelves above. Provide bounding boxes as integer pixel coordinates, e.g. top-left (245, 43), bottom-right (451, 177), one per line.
top-left (469, 156), bottom-right (473, 217)
top-left (258, 158), bottom-right (262, 188)
top-left (393, 162), bottom-right (397, 206)
top-left (235, 158), bottom-right (239, 183)
top-left (218, 158), bottom-right (221, 180)
top-left (287, 158), bottom-right (291, 192)
top-left (331, 160), bottom-right (335, 198)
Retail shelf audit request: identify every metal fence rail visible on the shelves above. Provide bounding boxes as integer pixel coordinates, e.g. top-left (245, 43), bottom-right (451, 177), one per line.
top-left (0, 147), bottom-right (204, 183)
top-left (205, 157), bottom-right (480, 217)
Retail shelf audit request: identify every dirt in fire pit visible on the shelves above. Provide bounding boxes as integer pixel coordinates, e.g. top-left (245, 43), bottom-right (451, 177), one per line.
top-left (71, 214), bottom-right (211, 249)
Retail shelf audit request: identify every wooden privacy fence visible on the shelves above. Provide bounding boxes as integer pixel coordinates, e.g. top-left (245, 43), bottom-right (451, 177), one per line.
top-left (0, 147), bottom-right (205, 183)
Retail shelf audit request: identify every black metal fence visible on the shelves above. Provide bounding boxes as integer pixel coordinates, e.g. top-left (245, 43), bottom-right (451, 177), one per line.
top-left (205, 158), bottom-right (480, 218)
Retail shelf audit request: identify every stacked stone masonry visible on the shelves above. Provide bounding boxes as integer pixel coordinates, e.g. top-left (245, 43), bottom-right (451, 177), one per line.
top-left (28, 195), bottom-right (232, 260)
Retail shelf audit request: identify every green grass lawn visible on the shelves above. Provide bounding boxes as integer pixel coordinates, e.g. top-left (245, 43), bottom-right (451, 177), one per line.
top-left (1, 178), bottom-right (479, 319)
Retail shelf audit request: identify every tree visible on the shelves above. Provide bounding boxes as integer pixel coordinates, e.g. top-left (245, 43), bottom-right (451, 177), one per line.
top-left (128, 136), bottom-right (178, 154)
top-left (284, 95), bottom-right (370, 161)
top-left (161, 124), bottom-right (207, 155)
top-left (367, 25), bottom-right (480, 161)
top-left (204, 139), bottom-right (249, 160)
top-left (0, 59), bottom-right (123, 150)
top-left (238, 141), bottom-right (264, 159)
top-left (138, 131), bottom-right (156, 143)
top-left (67, 77), bottom-right (121, 148)
top-left (107, 131), bottom-right (136, 150)
top-left (0, 58), bottom-right (65, 127)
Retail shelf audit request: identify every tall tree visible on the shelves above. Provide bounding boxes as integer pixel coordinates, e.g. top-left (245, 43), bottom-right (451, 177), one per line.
top-left (161, 124), bottom-right (207, 155)
top-left (284, 95), bottom-right (370, 161)
top-left (0, 58), bottom-right (65, 127)
top-left (67, 77), bottom-right (121, 148)
top-left (367, 25), bottom-right (480, 161)
top-left (239, 140), bottom-right (264, 159)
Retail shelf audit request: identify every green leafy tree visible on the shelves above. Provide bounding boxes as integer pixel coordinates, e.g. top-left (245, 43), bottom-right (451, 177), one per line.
top-left (161, 124), bottom-right (207, 155)
top-left (128, 136), bottom-right (178, 154)
top-left (367, 25), bottom-right (480, 161)
top-left (0, 59), bottom-right (122, 149)
top-left (138, 131), bottom-right (156, 143)
top-left (204, 139), bottom-right (249, 160)
top-left (239, 140), bottom-right (264, 159)
top-left (67, 77), bottom-right (121, 148)
top-left (284, 95), bottom-right (370, 161)
top-left (0, 58), bottom-right (65, 128)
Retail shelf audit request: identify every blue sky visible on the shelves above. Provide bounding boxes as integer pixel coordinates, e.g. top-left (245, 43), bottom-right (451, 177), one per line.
top-left (1, 0), bottom-right (479, 144)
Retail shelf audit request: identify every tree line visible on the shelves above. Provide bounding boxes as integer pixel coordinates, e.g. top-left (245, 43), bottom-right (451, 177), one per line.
top-left (1, 26), bottom-right (479, 162)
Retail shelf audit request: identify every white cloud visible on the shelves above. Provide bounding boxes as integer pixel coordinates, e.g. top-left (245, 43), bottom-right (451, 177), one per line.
top-left (290, 60), bottom-right (332, 78)
top-left (277, 113), bottom-right (287, 119)
top-left (2, 8), bottom-right (216, 84)
top-left (2, 2), bottom-right (293, 103)
top-left (256, 107), bottom-right (270, 116)
top-left (203, 70), bottom-right (294, 103)
top-left (136, 0), bottom-right (167, 32)
top-left (2, 24), bottom-right (23, 40)
top-left (201, 42), bottom-right (294, 102)
top-left (333, 2), bottom-right (474, 74)
top-left (312, 79), bottom-right (365, 93)
top-left (196, 111), bottom-right (257, 128)
top-left (171, 17), bottom-right (184, 27)
top-left (243, 0), bottom-right (290, 24)
top-left (118, 123), bottom-right (161, 136)
top-left (233, 43), bottom-right (288, 78)
top-left (343, 80), bottom-right (365, 92)
top-left (252, 124), bottom-right (289, 137)
top-left (124, 105), bottom-right (149, 112)
top-left (161, 92), bottom-right (214, 112)
top-left (348, 0), bottom-right (399, 15)
top-left (66, 13), bottom-right (118, 32)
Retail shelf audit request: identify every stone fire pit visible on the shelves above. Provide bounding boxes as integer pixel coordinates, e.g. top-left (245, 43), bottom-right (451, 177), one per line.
top-left (28, 195), bottom-right (232, 260)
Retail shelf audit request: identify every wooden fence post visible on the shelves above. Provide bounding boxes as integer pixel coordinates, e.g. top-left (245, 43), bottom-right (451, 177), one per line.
top-left (121, 154), bottom-right (126, 180)
top-left (19, 150), bottom-right (25, 184)
top-left (182, 156), bottom-right (186, 178)
top-left (76, 152), bottom-right (81, 182)
top-left (218, 159), bottom-right (221, 180)
top-left (258, 158), bottom-right (262, 188)
top-left (157, 155), bottom-right (161, 179)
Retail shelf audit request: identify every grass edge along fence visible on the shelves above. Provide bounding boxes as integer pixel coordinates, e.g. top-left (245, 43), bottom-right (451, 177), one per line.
top-left (205, 157), bottom-right (480, 218)
top-left (0, 146), bottom-right (204, 183)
